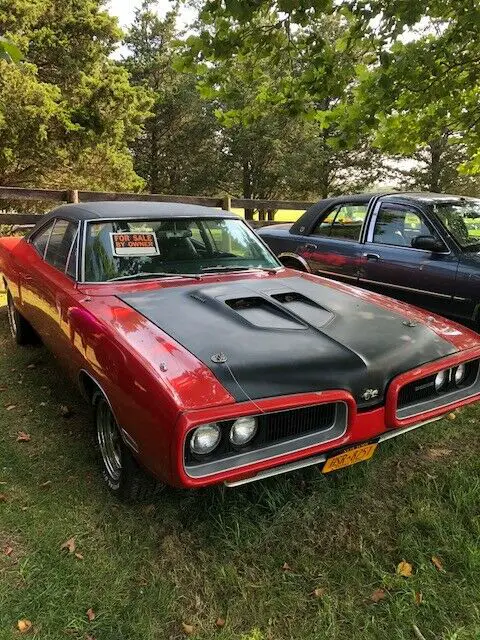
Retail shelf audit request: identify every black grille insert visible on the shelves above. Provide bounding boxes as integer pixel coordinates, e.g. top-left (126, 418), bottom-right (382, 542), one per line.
top-left (185, 402), bottom-right (339, 467)
top-left (398, 360), bottom-right (479, 408)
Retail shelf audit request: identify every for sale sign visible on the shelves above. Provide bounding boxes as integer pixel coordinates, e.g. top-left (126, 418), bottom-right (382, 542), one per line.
top-left (110, 232), bottom-right (160, 257)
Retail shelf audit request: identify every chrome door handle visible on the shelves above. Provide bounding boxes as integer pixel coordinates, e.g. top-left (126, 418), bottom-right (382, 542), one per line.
top-left (363, 252), bottom-right (380, 261)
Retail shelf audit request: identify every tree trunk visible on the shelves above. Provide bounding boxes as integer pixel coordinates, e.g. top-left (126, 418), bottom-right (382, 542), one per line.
top-left (149, 123), bottom-right (159, 194)
top-left (428, 139), bottom-right (443, 193)
top-left (243, 159), bottom-right (254, 220)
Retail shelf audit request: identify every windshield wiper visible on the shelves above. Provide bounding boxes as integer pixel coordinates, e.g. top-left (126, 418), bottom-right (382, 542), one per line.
top-left (201, 265), bottom-right (279, 274)
top-left (108, 271), bottom-right (202, 282)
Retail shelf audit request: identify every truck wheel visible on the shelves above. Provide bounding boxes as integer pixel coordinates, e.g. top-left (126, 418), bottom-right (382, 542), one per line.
top-left (6, 291), bottom-right (38, 345)
top-left (93, 392), bottom-right (157, 502)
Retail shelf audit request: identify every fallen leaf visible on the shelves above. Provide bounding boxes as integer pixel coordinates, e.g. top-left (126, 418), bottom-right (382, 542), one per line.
top-left (427, 448), bottom-right (452, 459)
top-left (396, 560), bottom-right (413, 577)
top-left (17, 619), bottom-right (32, 633)
top-left (415, 591), bottom-right (423, 605)
top-left (27, 364), bottom-right (36, 369)
top-left (60, 537), bottom-right (76, 554)
top-left (16, 431), bottom-right (31, 442)
top-left (86, 608), bottom-right (95, 622)
top-left (311, 587), bottom-right (326, 598)
top-left (60, 405), bottom-right (72, 418)
top-left (215, 618), bottom-right (226, 628)
top-left (432, 556), bottom-right (446, 573)
top-left (74, 552), bottom-right (84, 560)
top-left (370, 588), bottom-right (387, 603)
top-left (413, 624), bottom-right (427, 640)
top-left (447, 412), bottom-right (456, 420)
top-left (282, 562), bottom-right (293, 572)
top-left (0, 493), bottom-right (7, 502)
top-left (182, 622), bottom-right (194, 635)
top-left (39, 480), bottom-right (51, 489)
top-left (4, 546), bottom-right (13, 556)
top-left (6, 405), bottom-right (16, 411)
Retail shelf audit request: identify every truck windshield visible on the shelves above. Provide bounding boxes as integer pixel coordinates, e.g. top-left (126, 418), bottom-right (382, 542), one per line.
top-left (433, 199), bottom-right (480, 250)
top-left (83, 217), bottom-right (280, 282)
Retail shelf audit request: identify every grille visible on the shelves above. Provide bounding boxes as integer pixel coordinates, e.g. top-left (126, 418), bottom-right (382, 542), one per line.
top-left (398, 360), bottom-right (479, 409)
top-left (185, 402), bottom-right (339, 467)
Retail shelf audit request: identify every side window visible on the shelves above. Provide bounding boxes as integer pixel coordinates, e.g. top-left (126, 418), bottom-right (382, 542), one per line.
top-left (31, 220), bottom-right (55, 257)
top-left (66, 230), bottom-right (78, 279)
top-left (44, 219), bottom-right (78, 272)
top-left (312, 204), bottom-right (368, 242)
top-left (373, 206), bottom-right (436, 248)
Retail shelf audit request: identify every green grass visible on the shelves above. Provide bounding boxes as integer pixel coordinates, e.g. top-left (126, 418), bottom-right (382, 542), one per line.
top-left (0, 305), bottom-right (480, 640)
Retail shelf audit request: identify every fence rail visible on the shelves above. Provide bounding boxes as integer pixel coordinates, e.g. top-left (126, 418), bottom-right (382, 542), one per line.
top-left (0, 186), bottom-right (313, 227)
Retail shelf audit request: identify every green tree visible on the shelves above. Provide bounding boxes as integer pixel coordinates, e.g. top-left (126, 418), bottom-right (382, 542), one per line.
top-left (0, 0), bottom-right (152, 192)
top-left (186, 0), bottom-right (480, 185)
top-left (184, 8), bottom-right (391, 211)
top-left (123, 0), bottom-right (223, 195)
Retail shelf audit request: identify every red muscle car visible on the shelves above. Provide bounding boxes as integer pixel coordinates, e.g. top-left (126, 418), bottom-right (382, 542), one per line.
top-left (1, 201), bottom-right (480, 502)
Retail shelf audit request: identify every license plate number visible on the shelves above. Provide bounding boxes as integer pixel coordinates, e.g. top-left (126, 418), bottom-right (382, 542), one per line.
top-left (322, 443), bottom-right (377, 474)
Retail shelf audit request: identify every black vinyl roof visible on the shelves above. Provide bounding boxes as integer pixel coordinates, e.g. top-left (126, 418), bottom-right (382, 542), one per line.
top-left (31, 201), bottom-right (238, 231)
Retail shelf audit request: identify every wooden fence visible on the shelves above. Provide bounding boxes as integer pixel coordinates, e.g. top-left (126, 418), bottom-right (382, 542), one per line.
top-left (0, 186), bottom-right (314, 228)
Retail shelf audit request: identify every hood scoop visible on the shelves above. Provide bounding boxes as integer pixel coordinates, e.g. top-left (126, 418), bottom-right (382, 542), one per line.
top-left (224, 295), bottom-right (307, 330)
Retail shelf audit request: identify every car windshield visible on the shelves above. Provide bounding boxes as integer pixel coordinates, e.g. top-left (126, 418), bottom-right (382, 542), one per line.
top-left (83, 217), bottom-right (280, 282)
top-left (433, 199), bottom-right (480, 250)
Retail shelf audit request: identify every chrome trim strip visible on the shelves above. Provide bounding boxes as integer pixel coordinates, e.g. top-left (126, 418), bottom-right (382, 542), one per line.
top-left (64, 225), bottom-right (79, 279)
top-left (185, 402), bottom-right (349, 479)
top-left (78, 369), bottom-right (138, 452)
top-left (358, 277), bottom-right (452, 299)
top-left (225, 453), bottom-right (329, 486)
top-left (225, 415), bottom-right (442, 487)
top-left (278, 252), bottom-right (311, 272)
top-left (315, 268), bottom-right (357, 281)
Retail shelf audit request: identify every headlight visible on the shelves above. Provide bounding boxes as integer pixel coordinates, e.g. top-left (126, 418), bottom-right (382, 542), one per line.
top-left (435, 370), bottom-right (448, 391)
top-left (230, 416), bottom-right (258, 446)
top-left (454, 364), bottom-right (466, 386)
top-left (190, 423), bottom-right (221, 455)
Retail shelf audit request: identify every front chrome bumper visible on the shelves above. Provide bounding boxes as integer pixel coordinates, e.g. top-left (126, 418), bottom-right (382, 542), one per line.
top-left (224, 415), bottom-right (442, 487)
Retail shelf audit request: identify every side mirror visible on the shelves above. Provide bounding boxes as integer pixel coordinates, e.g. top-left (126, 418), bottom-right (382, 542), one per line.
top-left (411, 235), bottom-right (446, 252)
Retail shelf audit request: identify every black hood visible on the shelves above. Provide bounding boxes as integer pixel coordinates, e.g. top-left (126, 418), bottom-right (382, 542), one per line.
top-left (118, 275), bottom-right (456, 406)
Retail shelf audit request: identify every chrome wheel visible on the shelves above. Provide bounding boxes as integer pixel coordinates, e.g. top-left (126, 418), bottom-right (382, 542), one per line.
top-left (96, 399), bottom-right (122, 484)
top-left (6, 294), bottom-right (18, 339)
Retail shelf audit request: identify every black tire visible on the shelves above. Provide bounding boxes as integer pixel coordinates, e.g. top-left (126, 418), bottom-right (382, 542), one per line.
top-left (93, 392), bottom-right (157, 502)
top-left (6, 291), bottom-right (38, 345)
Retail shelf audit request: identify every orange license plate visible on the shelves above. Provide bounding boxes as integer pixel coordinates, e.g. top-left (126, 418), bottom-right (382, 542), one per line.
top-left (322, 443), bottom-right (377, 474)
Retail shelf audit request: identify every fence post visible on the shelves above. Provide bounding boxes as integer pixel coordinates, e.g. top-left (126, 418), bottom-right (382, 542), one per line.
top-left (66, 189), bottom-right (79, 204)
top-left (222, 194), bottom-right (231, 211)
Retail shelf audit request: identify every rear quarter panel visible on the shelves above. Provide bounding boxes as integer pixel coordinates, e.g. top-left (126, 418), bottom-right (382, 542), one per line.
top-left (0, 236), bottom-right (24, 295)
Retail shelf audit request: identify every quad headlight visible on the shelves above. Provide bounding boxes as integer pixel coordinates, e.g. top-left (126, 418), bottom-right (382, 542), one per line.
top-left (189, 423), bottom-right (221, 455)
top-left (229, 416), bottom-right (258, 446)
top-left (454, 364), bottom-right (466, 386)
top-left (434, 369), bottom-right (448, 391)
